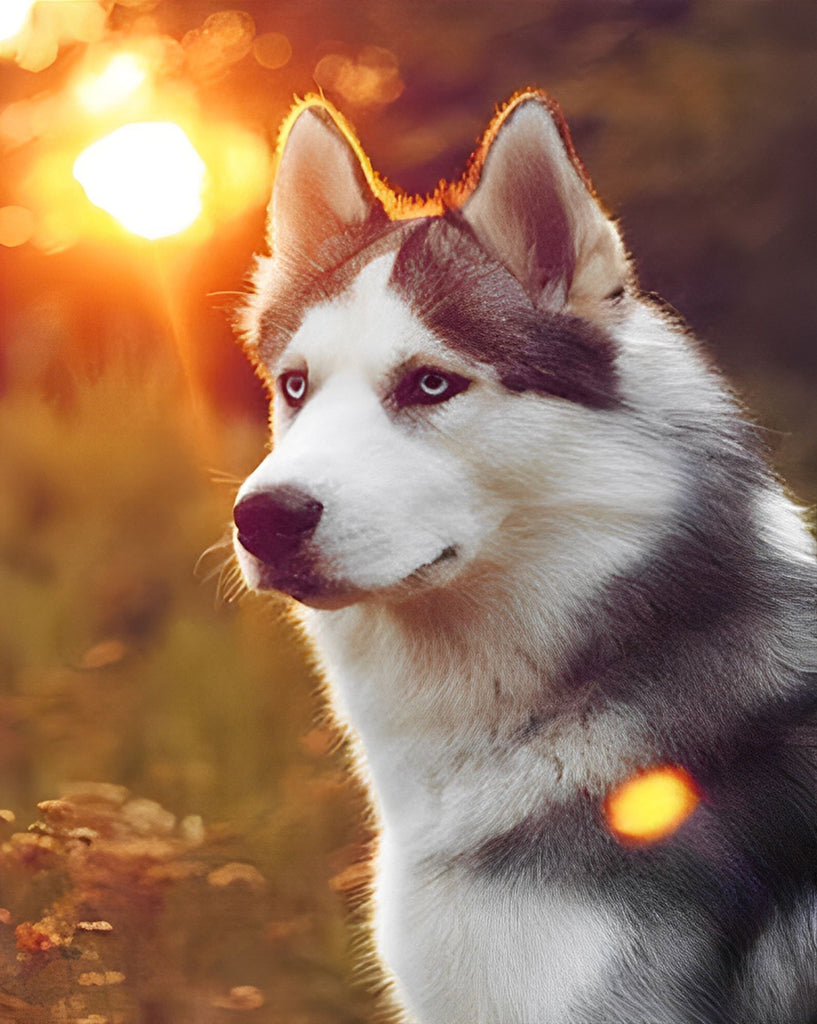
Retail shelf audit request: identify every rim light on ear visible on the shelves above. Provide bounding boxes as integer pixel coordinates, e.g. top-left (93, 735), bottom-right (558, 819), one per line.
top-left (273, 95), bottom-right (438, 222)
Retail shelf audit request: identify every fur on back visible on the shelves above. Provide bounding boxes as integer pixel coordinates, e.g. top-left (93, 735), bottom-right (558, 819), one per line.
top-left (233, 91), bottom-right (817, 1023)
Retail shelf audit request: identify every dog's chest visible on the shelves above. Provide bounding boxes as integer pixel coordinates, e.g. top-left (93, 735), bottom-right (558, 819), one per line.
top-left (309, 610), bottom-right (633, 1021)
top-left (376, 842), bottom-right (621, 1024)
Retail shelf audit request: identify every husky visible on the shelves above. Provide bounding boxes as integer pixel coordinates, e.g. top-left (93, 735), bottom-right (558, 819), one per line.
top-left (231, 90), bottom-right (817, 1022)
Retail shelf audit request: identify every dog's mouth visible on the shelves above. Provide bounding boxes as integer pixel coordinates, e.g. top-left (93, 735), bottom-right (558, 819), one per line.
top-left (252, 562), bottom-right (363, 610)
top-left (406, 544), bottom-right (458, 581)
top-left (240, 543), bottom-right (460, 610)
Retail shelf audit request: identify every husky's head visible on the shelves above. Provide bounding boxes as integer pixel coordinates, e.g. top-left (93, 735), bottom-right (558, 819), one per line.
top-left (233, 92), bottom-right (701, 611)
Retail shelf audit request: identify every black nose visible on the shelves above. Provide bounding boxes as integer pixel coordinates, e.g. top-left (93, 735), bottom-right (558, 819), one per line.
top-left (233, 486), bottom-right (323, 566)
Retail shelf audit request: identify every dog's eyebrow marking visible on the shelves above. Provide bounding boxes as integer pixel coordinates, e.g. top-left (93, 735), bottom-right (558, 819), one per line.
top-left (389, 214), bottom-right (620, 410)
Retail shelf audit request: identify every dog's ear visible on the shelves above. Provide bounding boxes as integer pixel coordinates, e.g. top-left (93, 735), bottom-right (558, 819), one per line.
top-left (269, 100), bottom-right (383, 260)
top-left (461, 93), bottom-right (629, 311)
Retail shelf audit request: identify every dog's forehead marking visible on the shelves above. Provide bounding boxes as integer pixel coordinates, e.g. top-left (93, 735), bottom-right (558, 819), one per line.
top-left (285, 251), bottom-right (446, 378)
top-left (253, 217), bottom-right (416, 370)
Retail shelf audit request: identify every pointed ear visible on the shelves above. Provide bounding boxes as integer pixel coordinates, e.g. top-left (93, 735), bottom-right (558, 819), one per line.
top-left (461, 93), bottom-right (629, 311)
top-left (269, 100), bottom-right (383, 260)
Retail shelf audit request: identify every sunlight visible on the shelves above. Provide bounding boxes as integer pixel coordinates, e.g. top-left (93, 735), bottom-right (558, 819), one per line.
top-left (0, 0), bottom-right (35, 44)
top-left (604, 765), bottom-right (700, 844)
top-left (75, 53), bottom-right (146, 113)
top-left (72, 122), bottom-right (206, 240)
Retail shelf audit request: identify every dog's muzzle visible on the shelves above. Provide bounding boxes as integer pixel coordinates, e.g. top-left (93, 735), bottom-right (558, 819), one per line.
top-left (233, 486), bottom-right (323, 568)
top-left (233, 486), bottom-right (458, 608)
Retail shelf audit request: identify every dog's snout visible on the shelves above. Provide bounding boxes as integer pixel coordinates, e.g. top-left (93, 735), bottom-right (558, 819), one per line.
top-left (234, 486), bottom-right (323, 565)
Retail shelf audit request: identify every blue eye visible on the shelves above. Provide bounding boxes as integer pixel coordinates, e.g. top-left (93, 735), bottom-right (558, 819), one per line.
top-left (394, 367), bottom-right (471, 408)
top-left (280, 371), bottom-right (307, 407)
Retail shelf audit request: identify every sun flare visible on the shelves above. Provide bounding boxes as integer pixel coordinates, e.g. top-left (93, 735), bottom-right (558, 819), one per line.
top-left (72, 122), bottom-right (206, 240)
top-left (605, 765), bottom-right (700, 844)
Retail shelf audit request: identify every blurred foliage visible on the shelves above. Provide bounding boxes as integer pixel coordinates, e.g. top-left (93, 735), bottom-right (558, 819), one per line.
top-left (0, 371), bottom-right (377, 1022)
top-left (0, 0), bottom-right (815, 1021)
top-left (0, 784), bottom-right (375, 1023)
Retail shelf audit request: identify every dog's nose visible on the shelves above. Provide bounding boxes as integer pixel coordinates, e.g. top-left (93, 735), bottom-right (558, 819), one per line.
top-left (233, 486), bottom-right (323, 565)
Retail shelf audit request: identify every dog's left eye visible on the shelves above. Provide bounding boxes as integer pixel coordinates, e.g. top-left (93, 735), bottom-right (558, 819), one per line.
top-left (280, 371), bottom-right (308, 407)
top-left (393, 367), bottom-right (471, 408)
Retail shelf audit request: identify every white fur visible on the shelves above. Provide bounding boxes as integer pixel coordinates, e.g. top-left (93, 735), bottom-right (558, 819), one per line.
top-left (308, 602), bottom-right (642, 1023)
top-left (376, 842), bottom-right (622, 1024)
top-left (755, 488), bottom-right (816, 566)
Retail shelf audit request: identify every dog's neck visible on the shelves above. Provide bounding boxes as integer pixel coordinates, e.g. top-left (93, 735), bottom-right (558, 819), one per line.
top-left (311, 555), bottom-right (593, 736)
top-left (302, 554), bottom-right (654, 857)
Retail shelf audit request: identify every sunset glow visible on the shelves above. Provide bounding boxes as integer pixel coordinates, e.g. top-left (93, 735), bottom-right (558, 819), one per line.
top-left (605, 766), bottom-right (700, 844)
top-left (73, 122), bottom-right (206, 240)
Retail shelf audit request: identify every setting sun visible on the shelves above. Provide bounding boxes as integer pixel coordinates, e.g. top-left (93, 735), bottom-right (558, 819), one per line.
top-left (72, 122), bottom-right (206, 240)
top-left (605, 765), bottom-right (700, 844)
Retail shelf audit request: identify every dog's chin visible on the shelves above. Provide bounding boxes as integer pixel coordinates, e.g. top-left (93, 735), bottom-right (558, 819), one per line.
top-left (239, 546), bottom-right (460, 610)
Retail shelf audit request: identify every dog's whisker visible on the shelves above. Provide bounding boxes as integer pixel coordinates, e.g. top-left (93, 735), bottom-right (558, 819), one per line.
top-left (195, 531), bottom-right (234, 581)
top-left (218, 561), bottom-right (249, 603)
top-left (208, 468), bottom-right (244, 490)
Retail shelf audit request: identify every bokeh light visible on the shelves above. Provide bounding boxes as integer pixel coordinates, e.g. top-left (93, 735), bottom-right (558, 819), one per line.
top-left (252, 31), bottom-right (291, 70)
top-left (73, 122), bottom-right (206, 240)
top-left (0, 0), bottom-right (35, 44)
top-left (314, 45), bottom-right (403, 107)
top-left (182, 9), bottom-right (255, 82)
top-left (2, 0), bottom-right (108, 72)
top-left (605, 765), bottom-right (700, 844)
top-left (76, 53), bottom-right (147, 113)
top-left (0, 205), bottom-right (35, 247)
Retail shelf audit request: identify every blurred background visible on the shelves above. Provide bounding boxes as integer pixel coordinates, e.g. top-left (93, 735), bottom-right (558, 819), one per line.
top-left (0, 1), bottom-right (814, 1021)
